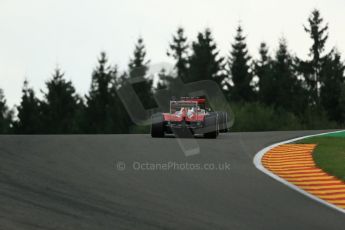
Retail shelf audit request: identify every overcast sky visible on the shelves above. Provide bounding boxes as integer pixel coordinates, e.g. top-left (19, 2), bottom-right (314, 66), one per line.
top-left (0, 0), bottom-right (344, 107)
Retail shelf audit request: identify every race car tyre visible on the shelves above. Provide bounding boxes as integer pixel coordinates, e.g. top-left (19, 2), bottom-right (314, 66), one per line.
top-left (151, 113), bottom-right (165, 138)
top-left (204, 114), bottom-right (218, 139)
top-left (218, 111), bottom-right (229, 133)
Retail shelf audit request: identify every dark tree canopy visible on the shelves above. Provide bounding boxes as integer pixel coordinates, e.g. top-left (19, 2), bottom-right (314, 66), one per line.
top-left (129, 38), bottom-right (149, 72)
top-left (14, 80), bottom-right (42, 134)
top-left (254, 42), bottom-right (274, 104)
top-left (188, 28), bottom-right (226, 86)
top-left (228, 25), bottom-right (254, 102)
top-left (128, 38), bottom-right (156, 109)
top-left (40, 68), bottom-right (82, 134)
top-left (271, 39), bottom-right (306, 114)
top-left (320, 51), bottom-right (345, 123)
top-left (304, 9), bottom-right (329, 66)
top-left (0, 89), bottom-right (12, 133)
top-left (85, 52), bottom-right (120, 133)
top-left (156, 68), bottom-right (169, 90)
top-left (298, 9), bottom-right (330, 105)
top-left (167, 27), bottom-right (189, 82)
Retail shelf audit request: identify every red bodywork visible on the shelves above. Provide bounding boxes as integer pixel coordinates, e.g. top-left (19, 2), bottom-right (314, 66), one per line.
top-left (162, 112), bottom-right (205, 122)
top-left (162, 99), bottom-right (207, 122)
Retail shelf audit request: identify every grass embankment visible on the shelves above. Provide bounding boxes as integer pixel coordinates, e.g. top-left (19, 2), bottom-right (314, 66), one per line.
top-left (297, 131), bottom-right (345, 181)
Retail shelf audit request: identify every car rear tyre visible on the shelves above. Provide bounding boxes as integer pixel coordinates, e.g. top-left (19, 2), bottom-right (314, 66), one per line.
top-left (218, 111), bottom-right (228, 133)
top-left (204, 115), bottom-right (218, 139)
top-left (151, 113), bottom-right (164, 138)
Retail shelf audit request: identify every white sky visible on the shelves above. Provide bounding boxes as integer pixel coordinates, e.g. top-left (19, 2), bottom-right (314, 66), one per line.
top-left (0, 0), bottom-right (344, 107)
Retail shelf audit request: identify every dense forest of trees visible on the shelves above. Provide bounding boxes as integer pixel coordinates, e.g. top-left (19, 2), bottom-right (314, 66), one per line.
top-left (1, 9), bottom-right (345, 134)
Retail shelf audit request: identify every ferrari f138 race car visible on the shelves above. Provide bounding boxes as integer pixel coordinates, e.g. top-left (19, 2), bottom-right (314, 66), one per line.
top-left (151, 97), bottom-right (229, 138)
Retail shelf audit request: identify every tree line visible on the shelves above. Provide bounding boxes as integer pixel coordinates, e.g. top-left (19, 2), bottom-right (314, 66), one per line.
top-left (0, 9), bottom-right (344, 134)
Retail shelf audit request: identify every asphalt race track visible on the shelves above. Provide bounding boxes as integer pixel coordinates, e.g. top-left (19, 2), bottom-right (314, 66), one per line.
top-left (1, 131), bottom-right (345, 230)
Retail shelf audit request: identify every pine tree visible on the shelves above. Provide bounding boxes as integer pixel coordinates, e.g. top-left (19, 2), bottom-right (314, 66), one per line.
top-left (112, 71), bottom-right (134, 133)
top-left (40, 67), bottom-right (82, 134)
top-left (0, 89), bottom-right (12, 133)
top-left (167, 27), bottom-right (189, 82)
top-left (298, 9), bottom-right (329, 105)
top-left (156, 68), bottom-right (169, 90)
top-left (155, 67), bottom-right (182, 98)
top-left (228, 25), bottom-right (254, 102)
top-left (188, 28), bottom-right (226, 86)
top-left (85, 52), bottom-right (121, 133)
top-left (320, 50), bottom-right (345, 123)
top-left (254, 42), bottom-right (274, 104)
top-left (14, 80), bottom-right (42, 134)
top-left (272, 38), bottom-right (306, 114)
top-left (128, 37), bottom-right (156, 109)
top-left (111, 72), bottom-right (135, 134)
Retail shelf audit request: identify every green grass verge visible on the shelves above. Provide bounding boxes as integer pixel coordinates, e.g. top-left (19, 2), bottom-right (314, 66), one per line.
top-left (296, 134), bottom-right (345, 181)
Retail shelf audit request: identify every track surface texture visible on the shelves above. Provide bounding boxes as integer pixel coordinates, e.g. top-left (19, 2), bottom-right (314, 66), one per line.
top-left (0, 131), bottom-right (345, 230)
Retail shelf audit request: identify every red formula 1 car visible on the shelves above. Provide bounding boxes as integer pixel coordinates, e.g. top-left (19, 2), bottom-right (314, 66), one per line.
top-left (151, 97), bottom-right (229, 138)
